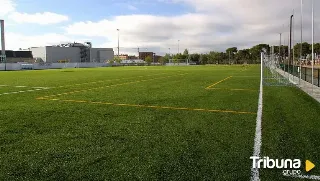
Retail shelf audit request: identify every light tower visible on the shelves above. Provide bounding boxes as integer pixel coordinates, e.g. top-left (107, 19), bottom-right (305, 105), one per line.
top-left (0, 20), bottom-right (6, 71)
top-left (0, 20), bottom-right (5, 56)
top-left (117, 29), bottom-right (120, 56)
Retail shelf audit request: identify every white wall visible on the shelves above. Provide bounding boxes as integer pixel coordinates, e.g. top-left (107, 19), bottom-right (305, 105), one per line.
top-left (0, 63), bottom-right (112, 70)
top-left (31, 47), bottom-right (46, 62)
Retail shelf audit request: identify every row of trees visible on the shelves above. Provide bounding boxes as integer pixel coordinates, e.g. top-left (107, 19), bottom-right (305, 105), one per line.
top-left (162, 42), bottom-right (320, 65)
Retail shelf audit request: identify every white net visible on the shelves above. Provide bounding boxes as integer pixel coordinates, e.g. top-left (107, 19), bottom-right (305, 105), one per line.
top-left (262, 52), bottom-right (296, 86)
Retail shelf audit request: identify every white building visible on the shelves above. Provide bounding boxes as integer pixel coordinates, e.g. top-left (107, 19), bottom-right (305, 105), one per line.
top-left (31, 44), bottom-right (114, 63)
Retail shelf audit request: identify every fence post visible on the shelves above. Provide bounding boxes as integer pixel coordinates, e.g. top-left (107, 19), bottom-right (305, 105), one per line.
top-left (305, 67), bottom-right (307, 81)
top-left (318, 68), bottom-right (320, 87)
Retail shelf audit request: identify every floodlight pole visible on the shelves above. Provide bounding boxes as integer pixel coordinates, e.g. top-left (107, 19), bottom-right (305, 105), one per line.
top-left (289, 15), bottom-right (293, 70)
top-left (311, 0), bottom-right (314, 94)
top-left (293, 9), bottom-right (295, 83)
top-left (279, 33), bottom-right (282, 62)
top-left (117, 29), bottom-right (120, 57)
top-left (0, 20), bottom-right (6, 71)
top-left (178, 40), bottom-right (180, 54)
top-left (299, 0), bottom-right (303, 86)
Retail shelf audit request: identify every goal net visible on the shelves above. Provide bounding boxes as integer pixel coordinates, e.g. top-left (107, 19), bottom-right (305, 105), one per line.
top-left (261, 52), bottom-right (297, 86)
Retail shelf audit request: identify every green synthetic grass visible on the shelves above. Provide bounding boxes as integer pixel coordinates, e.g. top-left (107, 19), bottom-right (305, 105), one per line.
top-left (0, 65), bottom-right (319, 180)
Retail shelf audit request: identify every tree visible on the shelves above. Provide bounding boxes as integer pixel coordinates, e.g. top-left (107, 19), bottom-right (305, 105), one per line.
top-left (199, 54), bottom-right (208, 65)
top-left (293, 42), bottom-right (311, 59)
top-left (158, 57), bottom-right (167, 65)
top-left (226, 47), bottom-right (237, 54)
top-left (145, 56), bottom-right (152, 65)
top-left (313, 43), bottom-right (320, 55)
top-left (183, 49), bottom-right (189, 56)
top-left (236, 49), bottom-right (251, 64)
top-left (173, 53), bottom-right (187, 62)
top-left (189, 54), bottom-right (200, 64)
top-left (249, 44), bottom-right (270, 63)
top-left (163, 53), bottom-right (171, 63)
top-left (113, 56), bottom-right (121, 64)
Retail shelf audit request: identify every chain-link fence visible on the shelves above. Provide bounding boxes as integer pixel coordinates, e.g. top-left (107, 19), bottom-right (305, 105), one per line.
top-left (280, 64), bottom-right (320, 87)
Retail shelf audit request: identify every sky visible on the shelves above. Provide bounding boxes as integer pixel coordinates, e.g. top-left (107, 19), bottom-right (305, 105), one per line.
top-left (0, 0), bottom-right (320, 56)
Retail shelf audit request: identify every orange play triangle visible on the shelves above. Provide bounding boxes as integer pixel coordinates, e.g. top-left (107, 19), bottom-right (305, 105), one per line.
top-left (306, 160), bottom-right (315, 172)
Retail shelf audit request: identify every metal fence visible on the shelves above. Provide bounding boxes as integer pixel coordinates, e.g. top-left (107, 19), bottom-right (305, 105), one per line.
top-left (280, 64), bottom-right (320, 87)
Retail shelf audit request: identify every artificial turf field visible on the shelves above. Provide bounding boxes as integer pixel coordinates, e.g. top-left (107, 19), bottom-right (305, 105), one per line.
top-left (0, 65), bottom-right (319, 181)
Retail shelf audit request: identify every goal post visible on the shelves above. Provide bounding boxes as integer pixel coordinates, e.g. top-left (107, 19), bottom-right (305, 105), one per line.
top-left (261, 51), bottom-right (296, 86)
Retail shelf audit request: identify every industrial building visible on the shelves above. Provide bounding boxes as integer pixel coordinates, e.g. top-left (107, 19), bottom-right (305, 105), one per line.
top-left (3, 50), bottom-right (33, 63)
top-left (139, 52), bottom-right (154, 61)
top-left (31, 42), bottom-right (114, 63)
top-left (139, 52), bottom-right (162, 62)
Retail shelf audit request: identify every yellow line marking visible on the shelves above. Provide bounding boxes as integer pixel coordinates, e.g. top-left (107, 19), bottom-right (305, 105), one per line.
top-left (37, 97), bottom-right (256, 115)
top-left (207, 88), bottom-right (258, 91)
top-left (206, 76), bottom-right (233, 89)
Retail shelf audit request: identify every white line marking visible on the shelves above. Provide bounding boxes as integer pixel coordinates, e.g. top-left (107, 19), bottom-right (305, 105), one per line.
top-left (0, 88), bottom-right (47, 96)
top-left (32, 87), bottom-right (49, 89)
top-left (15, 86), bottom-right (27, 88)
top-left (0, 85), bottom-right (8, 87)
top-left (283, 174), bottom-right (320, 180)
top-left (251, 60), bottom-right (263, 181)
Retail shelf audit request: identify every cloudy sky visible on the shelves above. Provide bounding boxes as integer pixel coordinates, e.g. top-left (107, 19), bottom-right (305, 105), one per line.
top-left (0, 0), bottom-right (320, 55)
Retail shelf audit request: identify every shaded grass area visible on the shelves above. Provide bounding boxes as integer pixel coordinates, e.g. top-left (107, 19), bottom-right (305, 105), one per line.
top-left (261, 86), bottom-right (320, 181)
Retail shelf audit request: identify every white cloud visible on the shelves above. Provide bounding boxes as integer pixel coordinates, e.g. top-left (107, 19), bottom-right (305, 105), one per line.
top-left (8, 12), bottom-right (69, 25)
top-left (0, 0), bottom-right (15, 16)
top-left (5, 32), bottom-right (89, 50)
top-left (63, 0), bottom-right (320, 55)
